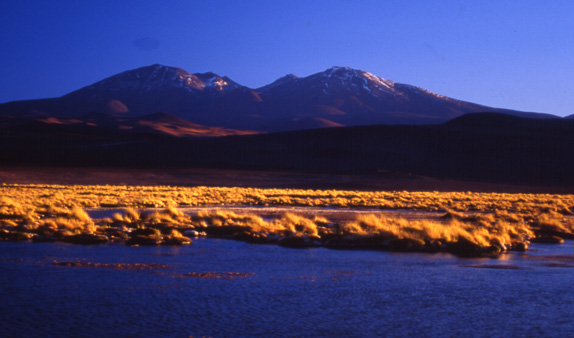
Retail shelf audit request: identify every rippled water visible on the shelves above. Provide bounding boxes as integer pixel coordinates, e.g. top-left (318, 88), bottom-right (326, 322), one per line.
top-left (87, 206), bottom-right (442, 224)
top-left (1, 240), bottom-right (574, 337)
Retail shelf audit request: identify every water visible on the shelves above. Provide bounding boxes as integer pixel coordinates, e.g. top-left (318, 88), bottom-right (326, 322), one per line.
top-left (87, 206), bottom-right (442, 223)
top-left (1, 240), bottom-right (574, 337)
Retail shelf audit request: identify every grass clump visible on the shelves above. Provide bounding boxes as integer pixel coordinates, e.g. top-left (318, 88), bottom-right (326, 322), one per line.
top-left (1, 183), bottom-right (574, 256)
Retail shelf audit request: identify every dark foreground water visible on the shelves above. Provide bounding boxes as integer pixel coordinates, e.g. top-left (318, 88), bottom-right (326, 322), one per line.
top-left (1, 240), bottom-right (574, 338)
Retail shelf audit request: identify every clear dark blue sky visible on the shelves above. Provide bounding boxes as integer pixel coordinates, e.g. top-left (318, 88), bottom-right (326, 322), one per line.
top-left (1, 0), bottom-right (573, 116)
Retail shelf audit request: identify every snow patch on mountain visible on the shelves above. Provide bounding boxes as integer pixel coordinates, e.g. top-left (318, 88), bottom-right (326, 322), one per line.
top-left (207, 77), bottom-right (228, 91)
top-left (175, 68), bottom-right (205, 91)
top-left (360, 72), bottom-right (395, 91)
top-left (315, 67), bottom-right (399, 98)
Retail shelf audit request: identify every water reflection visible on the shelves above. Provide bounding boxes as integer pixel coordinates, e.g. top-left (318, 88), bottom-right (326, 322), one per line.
top-left (1, 240), bottom-right (574, 337)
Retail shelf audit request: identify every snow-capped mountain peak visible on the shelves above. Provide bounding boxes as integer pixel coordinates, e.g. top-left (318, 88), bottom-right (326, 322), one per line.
top-left (325, 66), bottom-right (354, 73)
top-left (66, 65), bottom-right (241, 98)
top-left (304, 66), bottom-right (401, 98)
top-left (72, 64), bottom-right (202, 93)
top-left (194, 72), bottom-right (240, 92)
top-left (321, 66), bottom-right (362, 81)
top-left (322, 67), bottom-right (394, 89)
top-left (2, 63), bottom-right (551, 133)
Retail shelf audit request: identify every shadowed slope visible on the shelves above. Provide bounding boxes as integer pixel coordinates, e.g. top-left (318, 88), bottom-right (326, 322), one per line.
top-left (0, 113), bottom-right (573, 187)
top-left (0, 112), bottom-right (255, 138)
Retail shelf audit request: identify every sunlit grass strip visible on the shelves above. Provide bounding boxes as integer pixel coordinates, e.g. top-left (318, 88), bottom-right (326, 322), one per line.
top-left (1, 184), bottom-right (574, 257)
top-left (1, 183), bottom-right (573, 214)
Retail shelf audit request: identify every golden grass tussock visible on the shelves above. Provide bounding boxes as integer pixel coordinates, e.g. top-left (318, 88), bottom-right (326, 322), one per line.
top-left (1, 183), bottom-right (574, 256)
top-left (0, 197), bottom-right (38, 222)
top-left (277, 213), bottom-right (319, 237)
top-left (192, 210), bottom-right (262, 228)
top-left (341, 215), bottom-right (487, 245)
top-left (530, 211), bottom-right (574, 239)
top-left (39, 205), bottom-right (97, 235)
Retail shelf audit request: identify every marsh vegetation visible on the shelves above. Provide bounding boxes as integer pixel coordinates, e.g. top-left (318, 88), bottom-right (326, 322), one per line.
top-left (1, 184), bottom-right (573, 257)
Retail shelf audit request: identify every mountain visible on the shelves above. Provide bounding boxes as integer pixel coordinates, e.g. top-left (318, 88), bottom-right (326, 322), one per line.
top-left (0, 64), bottom-right (557, 132)
top-left (0, 64), bottom-right (245, 116)
top-left (254, 66), bottom-right (555, 129)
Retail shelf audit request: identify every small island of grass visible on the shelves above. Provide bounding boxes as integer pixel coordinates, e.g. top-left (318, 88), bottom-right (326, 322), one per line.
top-left (1, 184), bottom-right (573, 257)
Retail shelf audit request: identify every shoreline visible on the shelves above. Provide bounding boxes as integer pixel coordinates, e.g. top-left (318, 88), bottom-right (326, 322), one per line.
top-left (0, 204), bottom-right (567, 258)
top-left (2, 183), bottom-right (573, 258)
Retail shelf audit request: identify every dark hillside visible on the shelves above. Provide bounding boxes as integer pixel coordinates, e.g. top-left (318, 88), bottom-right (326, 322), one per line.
top-left (1, 113), bottom-right (573, 187)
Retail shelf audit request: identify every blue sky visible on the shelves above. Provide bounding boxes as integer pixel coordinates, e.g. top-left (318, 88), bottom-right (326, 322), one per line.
top-left (1, 0), bottom-right (573, 116)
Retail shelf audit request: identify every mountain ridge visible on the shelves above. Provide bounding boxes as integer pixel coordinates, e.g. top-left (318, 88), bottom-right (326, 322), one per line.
top-left (0, 64), bottom-right (558, 132)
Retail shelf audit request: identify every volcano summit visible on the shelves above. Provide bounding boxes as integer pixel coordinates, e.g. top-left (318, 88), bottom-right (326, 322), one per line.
top-left (0, 64), bottom-right (554, 132)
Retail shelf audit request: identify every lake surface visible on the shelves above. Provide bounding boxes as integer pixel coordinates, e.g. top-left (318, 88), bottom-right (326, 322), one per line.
top-left (1, 239), bottom-right (574, 337)
top-left (87, 205), bottom-right (443, 223)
